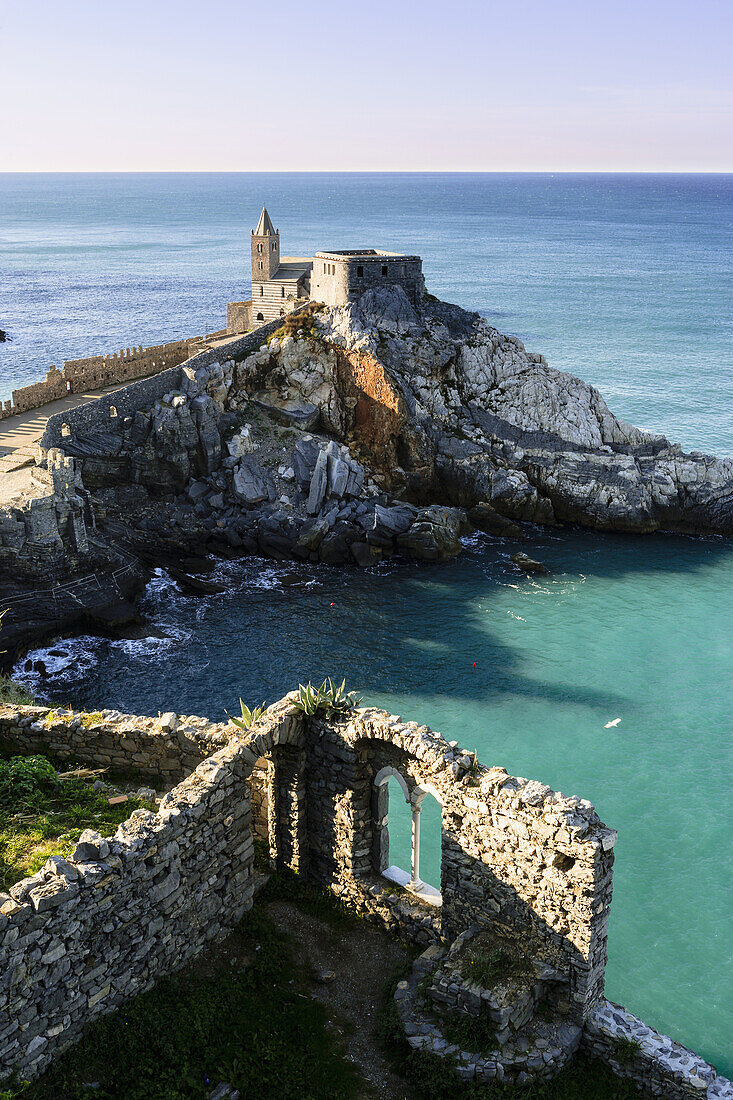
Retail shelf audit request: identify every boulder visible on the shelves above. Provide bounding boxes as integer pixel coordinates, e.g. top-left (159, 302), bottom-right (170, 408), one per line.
top-left (511, 552), bottom-right (549, 575)
top-left (397, 506), bottom-right (465, 561)
top-left (252, 390), bottom-right (320, 430)
top-left (468, 502), bottom-right (524, 538)
top-left (233, 456), bottom-right (273, 505)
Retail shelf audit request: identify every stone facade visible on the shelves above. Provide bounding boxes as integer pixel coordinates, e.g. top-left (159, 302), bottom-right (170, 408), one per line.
top-left (310, 250), bottom-right (424, 308)
top-left (0, 695), bottom-right (729, 1098)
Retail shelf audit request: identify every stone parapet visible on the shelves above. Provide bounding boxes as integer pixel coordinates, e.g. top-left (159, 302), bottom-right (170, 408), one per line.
top-left (582, 1000), bottom-right (733, 1099)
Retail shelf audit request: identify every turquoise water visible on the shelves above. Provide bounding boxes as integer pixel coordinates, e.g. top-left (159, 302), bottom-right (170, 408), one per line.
top-left (3, 175), bottom-right (732, 1075)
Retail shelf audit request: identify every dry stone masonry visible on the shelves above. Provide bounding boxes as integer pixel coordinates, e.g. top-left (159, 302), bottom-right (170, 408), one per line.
top-left (0, 695), bottom-right (729, 1098)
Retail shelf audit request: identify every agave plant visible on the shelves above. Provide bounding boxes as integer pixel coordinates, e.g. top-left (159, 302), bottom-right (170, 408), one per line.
top-left (293, 682), bottom-right (323, 716)
top-left (292, 679), bottom-right (361, 717)
top-left (320, 677), bottom-right (361, 714)
top-left (227, 699), bottom-right (268, 730)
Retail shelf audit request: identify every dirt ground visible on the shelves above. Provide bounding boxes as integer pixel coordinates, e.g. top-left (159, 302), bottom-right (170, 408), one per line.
top-left (266, 900), bottom-right (413, 1100)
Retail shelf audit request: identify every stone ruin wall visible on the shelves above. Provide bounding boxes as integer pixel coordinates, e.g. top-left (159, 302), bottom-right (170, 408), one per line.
top-left (0, 696), bottom-right (729, 1097)
top-left (0, 451), bottom-right (93, 563)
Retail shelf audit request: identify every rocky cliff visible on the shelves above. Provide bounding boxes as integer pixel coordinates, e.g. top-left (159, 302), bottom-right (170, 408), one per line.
top-left (1, 291), bottom-right (731, 663)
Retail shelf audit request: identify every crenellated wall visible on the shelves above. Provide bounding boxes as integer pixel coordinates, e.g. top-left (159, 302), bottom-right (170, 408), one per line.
top-left (1, 338), bottom-right (205, 421)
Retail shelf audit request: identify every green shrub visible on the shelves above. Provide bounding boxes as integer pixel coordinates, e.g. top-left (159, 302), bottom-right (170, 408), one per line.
top-left (0, 755), bottom-right (58, 814)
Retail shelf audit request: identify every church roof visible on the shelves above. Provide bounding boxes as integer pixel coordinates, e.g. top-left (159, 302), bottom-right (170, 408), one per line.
top-left (254, 206), bottom-right (276, 236)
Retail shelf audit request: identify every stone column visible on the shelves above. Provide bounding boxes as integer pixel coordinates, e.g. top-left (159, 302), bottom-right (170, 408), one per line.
top-left (409, 805), bottom-right (423, 890)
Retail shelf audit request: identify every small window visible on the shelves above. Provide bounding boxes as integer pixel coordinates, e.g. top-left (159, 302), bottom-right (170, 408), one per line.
top-left (259, 262), bottom-right (263, 270)
top-left (257, 243), bottom-right (263, 253)
top-left (281, 286), bottom-right (285, 297)
top-left (272, 242), bottom-right (276, 251)
top-left (382, 265), bottom-right (388, 277)
top-left (259, 285), bottom-right (264, 296)
top-left (357, 265), bottom-right (364, 277)
top-left (256, 312), bottom-right (264, 321)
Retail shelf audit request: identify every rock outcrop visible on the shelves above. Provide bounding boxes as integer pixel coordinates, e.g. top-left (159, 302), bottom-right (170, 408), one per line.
top-left (2, 288), bottom-right (730, 663)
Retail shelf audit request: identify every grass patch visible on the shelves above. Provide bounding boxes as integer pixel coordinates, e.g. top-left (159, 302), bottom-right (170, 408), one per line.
top-left (266, 303), bottom-right (328, 348)
top-left (441, 1006), bottom-right (499, 1051)
top-left (458, 937), bottom-right (533, 990)
top-left (0, 755), bottom-right (155, 891)
top-left (0, 677), bottom-right (34, 706)
top-left (611, 1036), bottom-right (642, 1065)
top-left (403, 1049), bottom-right (645, 1099)
top-left (11, 907), bottom-right (362, 1100)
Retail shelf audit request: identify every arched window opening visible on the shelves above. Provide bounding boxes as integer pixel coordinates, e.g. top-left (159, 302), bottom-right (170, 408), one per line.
top-left (256, 312), bottom-right (264, 321)
top-left (259, 285), bottom-right (264, 296)
top-left (373, 767), bottom-right (441, 906)
top-left (357, 265), bottom-right (364, 277)
top-left (109, 406), bottom-right (118, 418)
top-left (281, 286), bottom-right (285, 297)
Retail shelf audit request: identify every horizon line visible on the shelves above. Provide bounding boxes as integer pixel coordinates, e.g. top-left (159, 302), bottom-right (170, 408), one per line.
top-left (1, 169), bottom-right (732, 176)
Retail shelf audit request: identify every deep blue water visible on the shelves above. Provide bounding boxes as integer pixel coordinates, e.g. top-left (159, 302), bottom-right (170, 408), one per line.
top-left (3, 175), bottom-right (732, 1077)
top-left (2, 173), bottom-right (732, 453)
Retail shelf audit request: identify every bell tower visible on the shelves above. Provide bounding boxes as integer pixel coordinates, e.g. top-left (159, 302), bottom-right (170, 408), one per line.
top-left (251, 206), bottom-right (280, 283)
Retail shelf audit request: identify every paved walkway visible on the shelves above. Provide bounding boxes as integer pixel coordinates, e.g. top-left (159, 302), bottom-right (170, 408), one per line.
top-left (0, 380), bottom-right (132, 459)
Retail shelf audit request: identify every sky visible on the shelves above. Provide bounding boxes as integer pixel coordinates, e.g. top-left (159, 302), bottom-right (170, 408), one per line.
top-left (1, 0), bottom-right (731, 172)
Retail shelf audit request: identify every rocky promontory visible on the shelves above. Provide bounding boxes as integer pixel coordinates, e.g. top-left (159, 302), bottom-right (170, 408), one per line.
top-left (1, 290), bottom-right (731, 662)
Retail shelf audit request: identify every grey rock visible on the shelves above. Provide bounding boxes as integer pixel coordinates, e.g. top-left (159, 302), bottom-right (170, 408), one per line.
top-left (307, 447), bottom-right (329, 514)
top-left (233, 456), bottom-right (271, 505)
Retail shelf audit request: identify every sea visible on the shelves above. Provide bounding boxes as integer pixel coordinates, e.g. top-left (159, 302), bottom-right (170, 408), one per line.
top-left (1, 174), bottom-right (731, 1075)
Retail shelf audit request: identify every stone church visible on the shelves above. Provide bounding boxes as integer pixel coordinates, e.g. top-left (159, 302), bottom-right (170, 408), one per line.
top-left (227, 206), bottom-right (424, 331)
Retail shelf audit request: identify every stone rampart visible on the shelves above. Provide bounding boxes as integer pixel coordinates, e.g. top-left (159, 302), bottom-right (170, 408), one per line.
top-left (582, 1000), bottom-right (732, 1099)
top-left (0, 705), bottom-right (231, 783)
top-left (0, 698), bottom-right (300, 1082)
top-left (1, 338), bottom-right (203, 421)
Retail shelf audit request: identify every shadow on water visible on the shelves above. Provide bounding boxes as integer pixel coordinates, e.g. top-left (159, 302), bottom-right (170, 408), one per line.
top-left (17, 526), bottom-right (733, 724)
